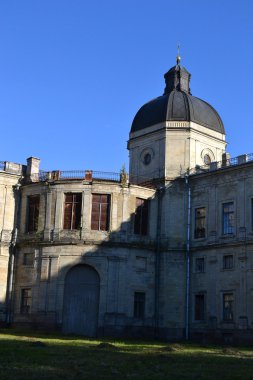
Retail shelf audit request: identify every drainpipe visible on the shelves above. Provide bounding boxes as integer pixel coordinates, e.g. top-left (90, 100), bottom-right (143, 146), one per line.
top-left (154, 186), bottom-right (164, 338)
top-left (5, 183), bottom-right (21, 325)
top-left (185, 174), bottom-right (191, 340)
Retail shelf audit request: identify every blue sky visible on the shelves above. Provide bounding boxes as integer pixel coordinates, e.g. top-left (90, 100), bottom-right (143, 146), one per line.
top-left (0, 0), bottom-right (253, 172)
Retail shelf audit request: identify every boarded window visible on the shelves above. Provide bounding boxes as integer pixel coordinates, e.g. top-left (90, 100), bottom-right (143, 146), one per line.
top-left (222, 202), bottom-right (235, 234)
top-left (223, 293), bottom-right (234, 321)
top-left (194, 207), bottom-right (206, 238)
top-left (91, 194), bottom-right (110, 231)
top-left (195, 258), bottom-right (205, 273)
top-left (20, 288), bottom-right (32, 314)
top-left (27, 195), bottom-right (40, 232)
top-left (195, 294), bottom-right (205, 321)
top-left (63, 193), bottom-right (82, 230)
top-left (134, 198), bottom-right (149, 235)
top-left (134, 292), bottom-right (145, 318)
top-left (223, 255), bottom-right (233, 270)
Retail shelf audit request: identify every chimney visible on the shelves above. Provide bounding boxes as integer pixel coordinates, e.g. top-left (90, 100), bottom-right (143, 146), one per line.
top-left (26, 157), bottom-right (40, 182)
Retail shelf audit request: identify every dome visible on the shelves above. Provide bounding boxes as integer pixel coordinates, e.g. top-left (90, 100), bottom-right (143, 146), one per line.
top-left (131, 63), bottom-right (225, 135)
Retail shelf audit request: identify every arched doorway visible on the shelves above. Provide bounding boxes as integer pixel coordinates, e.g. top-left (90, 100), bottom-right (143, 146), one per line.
top-left (62, 265), bottom-right (100, 336)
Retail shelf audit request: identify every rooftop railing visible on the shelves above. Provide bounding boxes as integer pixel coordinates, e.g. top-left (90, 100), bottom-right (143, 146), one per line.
top-left (1, 152), bottom-right (253, 183)
top-left (38, 170), bottom-right (121, 182)
top-left (189, 153), bottom-right (253, 176)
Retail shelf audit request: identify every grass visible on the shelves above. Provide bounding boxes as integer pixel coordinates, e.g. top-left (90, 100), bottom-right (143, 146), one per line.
top-left (0, 330), bottom-right (253, 380)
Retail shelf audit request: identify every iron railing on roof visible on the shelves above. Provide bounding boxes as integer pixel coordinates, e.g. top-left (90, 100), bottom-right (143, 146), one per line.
top-left (55, 170), bottom-right (86, 179)
top-left (37, 170), bottom-right (121, 182)
top-left (190, 153), bottom-right (253, 176)
top-left (92, 171), bottom-right (120, 181)
top-left (2, 151), bottom-right (253, 183)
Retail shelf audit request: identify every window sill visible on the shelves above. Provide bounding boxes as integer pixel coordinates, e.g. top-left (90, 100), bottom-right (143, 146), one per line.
top-left (221, 268), bottom-right (234, 272)
top-left (221, 320), bottom-right (235, 326)
top-left (220, 234), bottom-right (235, 239)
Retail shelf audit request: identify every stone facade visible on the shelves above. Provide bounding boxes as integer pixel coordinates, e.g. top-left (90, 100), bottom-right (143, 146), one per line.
top-left (0, 60), bottom-right (253, 343)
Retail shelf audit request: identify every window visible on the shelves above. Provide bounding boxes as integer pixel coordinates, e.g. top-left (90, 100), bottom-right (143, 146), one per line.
top-left (134, 292), bottom-right (145, 318)
top-left (203, 154), bottom-right (211, 165)
top-left (223, 293), bottom-right (234, 321)
top-left (27, 195), bottom-right (40, 232)
top-left (195, 294), bottom-right (205, 321)
top-left (91, 194), bottom-right (110, 231)
top-left (251, 199), bottom-right (253, 231)
top-left (143, 153), bottom-right (151, 165)
top-left (195, 258), bottom-right (205, 273)
top-left (223, 255), bottom-right (233, 270)
top-left (134, 198), bottom-right (149, 235)
top-left (63, 193), bottom-right (82, 230)
top-left (23, 253), bottom-right (34, 266)
top-left (194, 207), bottom-right (206, 238)
top-left (222, 202), bottom-right (235, 234)
top-left (20, 288), bottom-right (32, 314)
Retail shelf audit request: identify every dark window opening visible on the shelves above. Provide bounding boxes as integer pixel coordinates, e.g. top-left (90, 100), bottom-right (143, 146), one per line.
top-left (222, 202), bottom-right (235, 234)
top-left (134, 292), bottom-right (145, 318)
top-left (194, 207), bottom-right (206, 238)
top-left (134, 198), bottom-right (149, 235)
top-left (27, 195), bottom-right (40, 232)
top-left (20, 288), bottom-right (32, 314)
top-left (143, 153), bottom-right (151, 165)
top-left (195, 294), bottom-right (205, 321)
top-left (23, 253), bottom-right (34, 266)
top-left (195, 258), bottom-right (205, 273)
top-left (63, 193), bottom-right (82, 230)
top-left (223, 255), bottom-right (233, 270)
top-left (251, 199), bottom-right (253, 231)
top-left (223, 293), bottom-right (234, 321)
top-left (91, 194), bottom-right (110, 231)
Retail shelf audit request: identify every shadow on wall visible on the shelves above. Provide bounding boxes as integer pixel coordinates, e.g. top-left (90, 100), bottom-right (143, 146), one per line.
top-left (11, 191), bottom-right (164, 340)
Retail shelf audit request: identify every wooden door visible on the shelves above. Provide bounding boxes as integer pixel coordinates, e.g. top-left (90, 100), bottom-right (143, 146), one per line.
top-left (62, 265), bottom-right (100, 336)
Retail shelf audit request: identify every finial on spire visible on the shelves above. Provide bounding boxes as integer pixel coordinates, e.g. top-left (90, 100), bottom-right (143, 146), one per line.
top-left (176, 44), bottom-right (181, 65)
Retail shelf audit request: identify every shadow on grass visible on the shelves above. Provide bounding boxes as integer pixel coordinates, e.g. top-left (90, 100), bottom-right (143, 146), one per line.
top-left (0, 331), bottom-right (253, 380)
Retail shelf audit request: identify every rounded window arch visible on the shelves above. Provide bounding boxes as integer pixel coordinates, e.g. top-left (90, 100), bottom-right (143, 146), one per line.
top-left (140, 147), bottom-right (154, 166)
top-left (201, 148), bottom-right (215, 165)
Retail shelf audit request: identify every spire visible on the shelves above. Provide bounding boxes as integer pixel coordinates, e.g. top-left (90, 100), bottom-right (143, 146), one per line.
top-left (163, 49), bottom-right (191, 95)
top-left (176, 44), bottom-right (181, 65)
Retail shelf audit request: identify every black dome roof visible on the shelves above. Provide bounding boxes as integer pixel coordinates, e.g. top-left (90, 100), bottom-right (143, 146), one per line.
top-left (131, 63), bottom-right (225, 134)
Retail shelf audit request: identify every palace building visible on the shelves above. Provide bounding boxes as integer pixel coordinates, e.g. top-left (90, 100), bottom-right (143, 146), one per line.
top-left (1, 55), bottom-right (253, 343)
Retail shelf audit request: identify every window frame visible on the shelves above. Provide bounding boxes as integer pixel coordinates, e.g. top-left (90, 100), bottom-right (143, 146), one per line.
top-left (194, 293), bottom-right (205, 321)
top-left (23, 253), bottom-right (34, 266)
top-left (20, 288), bottom-right (32, 314)
top-left (63, 193), bottom-right (82, 230)
top-left (134, 198), bottom-right (149, 236)
top-left (91, 193), bottom-right (111, 232)
top-left (251, 198), bottom-right (253, 231)
top-left (134, 292), bottom-right (146, 319)
top-left (195, 257), bottom-right (205, 273)
top-left (26, 195), bottom-right (40, 233)
top-left (223, 292), bottom-right (234, 322)
top-left (222, 201), bottom-right (235, 235)
top-left (194, 207), bottom-right (206, 239)
top-left (223, 254), bottom-right (234, 270)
